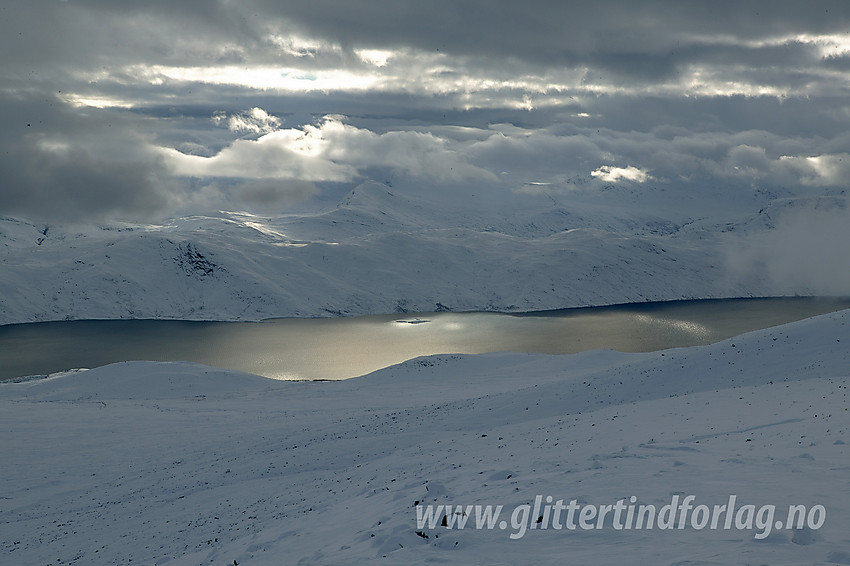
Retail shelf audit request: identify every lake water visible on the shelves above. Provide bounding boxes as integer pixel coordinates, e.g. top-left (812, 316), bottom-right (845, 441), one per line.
top-left (1, 297), bottom-right (848, 381)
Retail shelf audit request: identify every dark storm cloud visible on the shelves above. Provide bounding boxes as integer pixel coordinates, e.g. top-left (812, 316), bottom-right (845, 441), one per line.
top-left (0, 92), bottom-right (173, 222)
top-left (0, 1), bottom-right (255, 72)
top-left (823, 54), bottom-right (850, 70)
top-left (248, 0), bottom-right (850, 77)
top-left (5, 1), bottom-right (849, 77)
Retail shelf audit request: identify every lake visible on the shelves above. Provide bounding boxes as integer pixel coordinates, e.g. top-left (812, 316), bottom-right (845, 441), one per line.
top-left (1, 296), bottom-right (848, 381)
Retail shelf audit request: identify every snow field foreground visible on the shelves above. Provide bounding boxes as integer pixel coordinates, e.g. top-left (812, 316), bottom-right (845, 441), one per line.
top-left (1, 310), bottom-right (849, 565)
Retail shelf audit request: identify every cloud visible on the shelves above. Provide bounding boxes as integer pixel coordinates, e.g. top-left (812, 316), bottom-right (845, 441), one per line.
top-left (213, 107), bottom-right (282, 135)
top-left (171, 179), bottom-right (320, 214)
top-left (461, 122), bottom-right (850, 194)
top-left (724, 199), bottom-right (850, 295)
top-left (237, 179), bottom-right (319, 206)
top-left (6, 2), bottom-right (850, 112)
top-left (0, 93), bottom-right (174, 222)
top-left (161, 127), bottom-right (357, 182)
top-left (243, 1), bottom-right (850, 72)
top-left (591, 165), bottom-right (652, 183)
top-left (162, 114), bottom-right (497, 184)
top-left (3, 1), bottom-right (850, 224)
top-left (777, 154), bottom-right (850, 186)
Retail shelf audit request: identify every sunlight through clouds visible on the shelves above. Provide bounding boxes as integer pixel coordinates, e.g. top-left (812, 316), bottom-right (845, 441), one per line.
top-left (129, 64), bottom-right (381, 92)
top-left (591, 165), bottom-right (652, 183)
top-left (213, 107), bottom-right (281, 135)
top-left (161, 114), bottom-right (497, 184)
top-left (778, 154), bottom-right (850, 186)
top-left (356, 49), bottom-right (393, 67)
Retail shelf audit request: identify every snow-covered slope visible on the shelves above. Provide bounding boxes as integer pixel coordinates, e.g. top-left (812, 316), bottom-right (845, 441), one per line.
top-left (2, 310), bottom-right (848, 565)
top-left (5, 179), bottom-right (838, 325)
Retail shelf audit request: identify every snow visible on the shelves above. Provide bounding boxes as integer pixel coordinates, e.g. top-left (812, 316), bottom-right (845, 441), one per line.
top-left (2, 309), bottom-right (848, 565)
top-left (4, 178), bottom-right (836, 325)
top-left (3, 158), bottom-right (849, 565)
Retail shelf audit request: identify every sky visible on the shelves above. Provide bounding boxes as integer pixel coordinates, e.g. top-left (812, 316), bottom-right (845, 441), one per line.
top-left (2, 1), bottom-right (850, 222)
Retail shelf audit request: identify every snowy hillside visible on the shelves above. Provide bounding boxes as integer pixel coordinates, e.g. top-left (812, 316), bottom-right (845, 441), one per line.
top-left (2, 309), bottom-right (848, 565)
top-left (4, 179), bottom-right (845, 325)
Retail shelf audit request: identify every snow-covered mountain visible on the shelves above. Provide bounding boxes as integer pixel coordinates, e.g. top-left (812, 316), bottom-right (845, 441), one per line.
top-left (6, 179), bottom-right (844, 325)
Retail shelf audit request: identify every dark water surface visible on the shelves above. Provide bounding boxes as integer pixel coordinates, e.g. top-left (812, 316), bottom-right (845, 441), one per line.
top-left (1, 297), bottom-right (848, 381)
